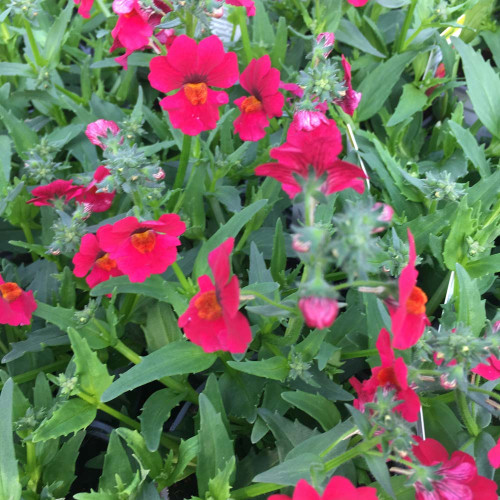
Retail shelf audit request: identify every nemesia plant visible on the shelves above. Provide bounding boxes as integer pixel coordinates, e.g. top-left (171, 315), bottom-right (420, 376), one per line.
top-left (0, 0), bottom-right (499, 498)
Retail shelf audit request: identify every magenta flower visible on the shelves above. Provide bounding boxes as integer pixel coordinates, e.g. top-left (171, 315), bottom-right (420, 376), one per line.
top-left (298, 296), bottom-right (339, 330)
top-left (234, 55), bottom-right (284, 141)
top-left (316, 32), bottom-right (335, 58)
top-left (75, 166), bottom-right (115, 213)
top-left (226, 0), bottom-right (255, 16)
top-left (293, 109), bottom-right (329, 132)
top-left (27, 180), bottom-right (80, 207)
top-left (85, 120), bottom-right (121, 150)
top-left (74, 0), bottom-right (94, 18)
top-left (335, 55), bottom-right (362, 116)
top-left (178, 238), bottom-right (252, 353)
top-left (0, 275), bottom-right (37, 326)
top-left (347, 0), bottom-right (369, 6)
top-left (488, 437), bottom-right (500, 468)
top-left (148, 35), bottom-right (239, 136)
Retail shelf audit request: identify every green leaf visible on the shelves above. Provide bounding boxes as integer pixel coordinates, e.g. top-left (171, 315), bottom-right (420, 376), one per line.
top-left (252, 0), bottom-right (275, 46)
top-left (46, 123), bottom-right (84, 149)
top-left (0, 63), bottom-right (34, 77)
top-left (453, 37), bottom-right (500, 138)
top-left (365, 453), bottom-right (395, 499)
top-left (386, 84), bottom-right (427, 127)
top-left (197, 394), bottom-right (234, 496)
top-left (193, 199), bottom-right (268, 277)
top-left (207, 456), bottom-right (236, 500)
top-left (335, 19), bottom-right (386, 58)
top-left (139, 389), bottom-right (185, 452)
top-left (33, 398), bottom-right (96, 442)
top-left (465, 254), bottom-right (500, 278)
top-left (474, 431), bottom-right (496, 479)
top-left (142, 302), bottom-right (183, 353)
top-left (101, 341), bottom-right (216, 402)
top-left (270, 17), bottom-right (288, 67)
top-left (281, 391), bottom-right (340, 431)
top-left (227, 357), bottom-right (290, 382)
top-left (455, 263), bottom-right (486, 336)
top-left (0, 135), bottom-right (11, 187)
top-left (270, 218), bottom-right (286, 282)
top-left (0, 379), bottom-right (22, 500)
top-left (356, 52), bottom-right (416, 121)
top-left (68, 328), bottom-right (113, 400)
top-left (99, 430), bottom-right (134, 492)
top-left (443, 197), bottom-right (474, 270)
top-left (43, 2), bottom-right (73, 63)
top-left (0, 105), bottom-right (38, 156)
top-left (169, 436), bottom-right (199, 485)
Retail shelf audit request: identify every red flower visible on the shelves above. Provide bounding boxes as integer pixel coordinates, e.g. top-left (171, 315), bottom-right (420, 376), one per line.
top-left (387, 229), bottom-right (430, 350)
top-left (234, 55), bottom-right (284, 141)
top-left (488, 437), bottom-right (500, 468)
top-left (316, 32), bottom-right (335, 58)
top-left (268, 476), bottom-right (378, 500)
top-left (472, 354), bottom-right (500, 380)
top-left (335, 55), bottom-right (362, 116)
top-left (412, 438), bottom-right (498, 500)
top-left (178, 238), bottom-right (252, 353)
top-left (298, 296), bottom-right (339, 330)
top-left (226, 0), bottom-right (256, 16)
top-left (0, 275), bottom-right (37, 326)
top-left (349, 328), bottom-right (420, 422)
top-left (85, 119), bottom-right (120, 150)
top-left (27, 179), bottom-right (80, 207)
top-left (148, 35), bottom-right (239, 136)
top-left (280, 82), bottom-right (304, 99)
top-left (426, 63), bottom-right (446, 96)
top-left (293, 110), bottom-right (329, 132)
top-left (73, 233), bottom-right (123, 289)
top-left (74, 0), bottom-right (94, 18)
top-left (155, 28), bottom-right (176, 49)
top-left (97, 214), bottom-right (185, 283)
top-left (75, 166), bottom-right (115, 213)
top-left (347, 0), bottom-right (369, 6)
top-left (255, 118), bottom-right (367, 198)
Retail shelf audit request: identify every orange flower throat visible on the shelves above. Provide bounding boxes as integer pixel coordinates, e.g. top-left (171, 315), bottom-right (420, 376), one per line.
top-left (241, 95), bottom-right (262, 113)
top-left (406, 286), bottom-right (427, 315)
top-left (0, 282), bottom-right (23, 302)
top-left (131, 230), bottom-right (156, 254)
top-left (184, 82), bottom-right (208, 105)
top-left (95, 253), bottom-right (117, 272)
top-left (377, 367), bottom-right (401, 390)
top-left (194, 290), bottom-right (222, 321)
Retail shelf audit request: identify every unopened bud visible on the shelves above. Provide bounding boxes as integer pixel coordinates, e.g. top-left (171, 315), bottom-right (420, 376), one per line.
top-left (298, 296), bottom-right (339, 330)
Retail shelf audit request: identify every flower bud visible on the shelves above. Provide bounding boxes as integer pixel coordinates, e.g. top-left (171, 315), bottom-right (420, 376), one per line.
top-left (292, 233), bottom-right (311, 253)
top-left (293, 110), bottom-right (329, 132)
top-left (298, 296), bottom-right (339, 329)
top-left (316, 32), bottom-right (335, 58)
top-left (371, 202), bottom-right (394, 233)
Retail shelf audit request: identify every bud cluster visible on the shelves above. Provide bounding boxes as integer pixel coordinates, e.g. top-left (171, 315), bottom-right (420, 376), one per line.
top-left (24, 140), bottom-right (65, 184)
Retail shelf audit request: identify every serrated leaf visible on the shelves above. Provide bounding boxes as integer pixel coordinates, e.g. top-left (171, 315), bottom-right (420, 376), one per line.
top-left (169, 436), bottom-right (199, 485)
top-left (227, 357), bottom-right (290, 382)
top-left (33, 398), bottom-right (96, 442)
top-left (207, 456), bottom-right (236, 500)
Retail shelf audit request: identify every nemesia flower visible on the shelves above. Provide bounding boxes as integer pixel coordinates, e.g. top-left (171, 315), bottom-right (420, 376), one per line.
top-left (27, 179), bottom-right (80, 207)
top-left (471, 321), bottom-right (500, 380)
top-left (155, 28), bottom-right (176, 49)
top-left (73, 233), bottom-right (123, 288)
top-left (488, 437), bottom-right (500, 468)
top-left (387, 229), bottom-right (430, 350)
top-left (316, 32), bottom-right (335, 58)
top-left (0, 275), bottom-right (37, 326)
top-left (268, 476), bottom-right (378, 500)
top-left (255, 118), bottom-right (367, 198)
top-left (178, 238), bottom-right (252, 353)
top-left (371, 203), bottom-right (394, 234)
top-left (412, 437), bottom-right (498, 500)
top-left (75, 166), bottom-right (116, 213)
top-left (426, 63), bottom-right (446, 96)
top-left (298, 296), bottom-right (339, 330)
top-left (347, 0), bottom-right (369, 6)
top-left (97, 214), bottom-right (185, 283)
top-left (226, 0), bottom-right (256, 16)
top-left (74, 0), bottom-right (94, 18)
top-left (148, 35), bottom-right (239, 136)
top-left (85, 119), bottom-right (120, 150)
top-left (280, 82), bottom-right (304, 99)
top-left (335, 55), bottom-right (362, 116)
top-left (234, 55), bottom-right (284, 141)
top-left (293, 109), bottom-right (329, 132)
top-left (349, 328), bottom-right (420, 422)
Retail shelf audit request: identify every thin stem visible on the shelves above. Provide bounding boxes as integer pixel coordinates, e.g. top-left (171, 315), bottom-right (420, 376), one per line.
top-left (324, 436), bottom-right (382, 471)
top-left (173, 134), bottom-right (192, 190)
top-left (171, 261), bottom-right (193, 293)
top-left (395, 0), bottom-right (418, 53)
top-left (0, 358), bottom-right (70, 389)
top-left (427, 271), bottom-right (451, 315)
top-left (242, 290), bottom-right (296, 313)
top-left (237, 7), bottom-right (253, 65)
top-left (456, 390), bottom-right (480, 437)
top-left (319, 426), bottom-right (358, 457)
top-left (26, 441), bottom-right (40, 493)
top-left (468, 386), bottom-right (500, 404)
top-left (114, 340), bottom-right (142, 364)
top-left (333, 280), bottom-right (387, 291)
top-left (231, 482), bottom-right (283, 499)
top-left (95, 0), bottom-right (111, 17)
top-left (341, 348), bottom-right (378, 359)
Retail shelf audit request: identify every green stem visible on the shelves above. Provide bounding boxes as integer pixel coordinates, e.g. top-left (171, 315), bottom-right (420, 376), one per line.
top-left (94, 0), bottom-right (111, 17)
top-left (319, 426), bottom-right (358, 457)
top-left (185, 11), bottom-right (197, 38)
top-left (114, 339), bottom-right (143, 364)
top-left (231, 482), bottom-right (284, 500)
top-left (0, 358), bottom-right (70, 389)
top-left (243, 290), bottom-right (296, 313)
top-left (468, 386), bottom-right (500, 404)
top-left (173, 135), bottom-right (192, 190)
top-left (23, 18), bottom-right (45, 67)
top-left (456, 390), bottom-right (480, 437)
top-left (395, 0), bottom-right (418, 53)
top-left (171, 261), bottom-right (193, 293)
top-left (483, 199), bottom-right (500, 228)
top-left (323, 436), bottom-right (382, 471)
top-left (26, 440), bottom-right (41, 493)
top-left (341, 348), bottom-right (378, 359)
top-left (237, 8), bottom-right (253, 65)
top-left (333, 280), bottom-right (387, 291)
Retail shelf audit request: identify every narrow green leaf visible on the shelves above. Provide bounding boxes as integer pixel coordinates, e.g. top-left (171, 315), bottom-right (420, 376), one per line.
top-left (270, 218), bottom-right (286, 282)
top-left (335, 18), bottom-right (386, 58)
top-left (99, 430), bottom-right (134, 492)
top-left (0, 63), bottom-right (34, 77)
top-left (465, 254), bottom-right (500, 278)
top-left (443, 197), bottom-right (474, 270)
top-left (0, 105), bottom-right (37, 156)
top-left (43, 2), bottom-right (73, 63)
top-left (227, 357), bottom-right (290, 382)
top-left (455, 263), bottom-right (486, 336)
top-left (386, 84), bottom-right (427, 127)
top-left (142, 302), bottom-right (183, 353)
top-left (253, 453), bottom-right (322, 486)
top-left (270, 17), bottom-right (287, 67)
top-left (365, 453), bottom-right (395, 499)
top-left (281, 391), bottom-right (340, 430)
top-left (252, 0), bottom-right (275, 46)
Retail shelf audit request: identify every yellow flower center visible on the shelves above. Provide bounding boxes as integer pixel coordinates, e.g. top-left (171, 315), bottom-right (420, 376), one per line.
top-left (194, 290), bottom-right (222, 321)
top-left (0, 282), bottom-right (23, 302)
top-left (184, 82), bottom-right (208, 105)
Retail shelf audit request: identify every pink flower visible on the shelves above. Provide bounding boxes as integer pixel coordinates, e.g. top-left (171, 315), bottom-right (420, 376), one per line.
top-left (316, 32), bottom-right (335, 58)
top-left (27, 179), bottom-right (80, 207)
top-left (74, 0), bottom-right (94, 18)
top-left (178, 238), bottom-right (252, 353)
top-left (97, 214), bottom-right (185, 283)
top-left (148, 35), bottom-right (239, 136)
top-left (155, 28), bottom-right (176, 49)
top-left (387, 229), bottom-right (430, 350)
top-left (73, 233), bottom-right (123, 289)
top-left (226, 0), bottom-right (255, 16)
top-left (255, 118), bottom-right (367, 198)
top-left (75, 166), bottom-right (115, 213)
top-left (298, 296), bottom-right (339, 330)
top-left (85, 120), bottom-right (121, 150)
top-left (0, 275), bottom-right (37, 326)
top-left (349, 328), bottom-right (420, 422)
top-left (293, 109), bottom-right (329, 132)
top-left (234, 55), bottom-right (284, 141)
top-left (371, 203), bottom-right (394, 234)
top-left (412, 438), bottom-right (498, 500)
top-left (280, 82), bottom-right (304, 99)
top-left (488, 437), bottom-right (500, 468)
top-left (335, 55), bottom-right (362, 116)
top-left (472, 354), bottom-right (500, 380)
top-left (268, 476), bottom-right (378, 500)
top-left (347, 0), bottom-right (369, 6)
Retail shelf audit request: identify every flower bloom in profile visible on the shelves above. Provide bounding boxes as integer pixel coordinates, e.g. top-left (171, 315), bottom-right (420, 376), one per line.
top-left (85, 120), bottom-right (120, 150)
top-left (234, 55), bottom-right (284, 141)
top-left (73, 233), bottom-right (123, 288)
top-left (75, 166), bottom-right (116, 213)
top-left (0, 275), bottom-right (37, 326)
top-left (293, 109), bottom-right (329, 132)
top-left (387, 229), bottom-right (430, 350)
top-left (334, 55), bottom-right (362, 116)
top-left (255, 118), bottom-right (367, 198)
top-left (110, 0), bottom-right (170, 70)
top-left (74, 0), bottom-right (94, 18)
top-left (488, 437), bottom-right (500, 468)
top-left (268, 476), bottom-right (378, 500)
top-left (316, 32), bottom-right (335, 58)
top-left (299, 296), bottom-right (339, 330)
top-left (178, 238), bottom-right (252, 353)
top-left (412, 437), bottom-right (498, 500)
top-left (97, 214), bottom-right (185, 283)
top-left (226, 0), bottom-right (255, 16)
top-left (148, 35), bottom-right (239, 136)
top-left (27, 179), bottom-right (80, 207)
top-left (349, 328), bottom-right (420, 422)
